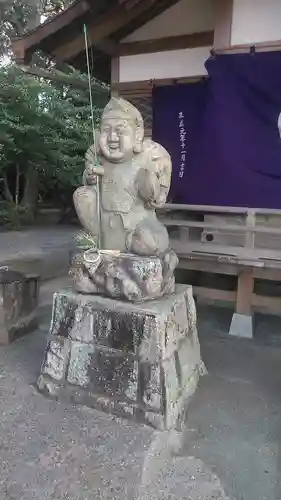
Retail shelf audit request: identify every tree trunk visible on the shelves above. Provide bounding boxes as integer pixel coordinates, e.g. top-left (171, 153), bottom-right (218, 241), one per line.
top-left (15, 164), bottom-right (20, 206)
top-left (21, 167), bottom-right (39, 222)
top-left (2, 173), bottom-right (14, 203)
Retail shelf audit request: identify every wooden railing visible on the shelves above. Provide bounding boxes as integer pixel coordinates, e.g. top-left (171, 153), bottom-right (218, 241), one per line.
top-left (157, 204), bottom-right (281, 334)
top-left (158, 204), bottom-right (281, 252)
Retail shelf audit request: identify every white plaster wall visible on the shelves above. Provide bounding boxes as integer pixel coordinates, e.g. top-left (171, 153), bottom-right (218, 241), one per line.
top-left (122, 0), bottom-right (216, 42)
top-left (231, 0), bottom-right (281, 45)
top-left (119, 46), bottom-right (211, 82)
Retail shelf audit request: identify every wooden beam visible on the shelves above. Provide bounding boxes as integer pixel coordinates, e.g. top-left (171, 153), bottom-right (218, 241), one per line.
top-left (193, 287), bottom-right (236, 303)
top-left (254, 268), bottom-right (281, 281)
top-left (119, 31), bottom-right (214, 56)
top-left (54, 0), bottom-right (157, 62)
top-left (193, 285), bottom-right (281, 316)
top-left (18, 65), bottom-right (109, 95)
top-left (161, 219), bottom-right (281, 236)
top-left (252, 294), bottom-right (281, 314)
top-left (213, 0), bottom-right (233, 49)
top-left (177, 258), bottom-right (240, 276)
top-left (115, 0), bottom-right (181, 42)
top-left (119, 0), bottom-right (144, 7)
top-left (112, 76), bottom-right (204, 93)
top-left (97, 38), bottom-right (119, 56)
top-left (162, 204), bottom-right (281, 216)
top-left (11, 0), bottom-right (90, 59)
top-left (216, 39), bottom-right (281, 54)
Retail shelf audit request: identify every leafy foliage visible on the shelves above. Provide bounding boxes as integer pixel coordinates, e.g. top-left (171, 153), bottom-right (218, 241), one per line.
top-left (0, 0), bottom-right (109, 228)
top-left (0, 63), bottom-right (107, 226)
top-left (75, 231), bottom-right (98, 251)
top-left (0, 0), bottom-right (74, 60)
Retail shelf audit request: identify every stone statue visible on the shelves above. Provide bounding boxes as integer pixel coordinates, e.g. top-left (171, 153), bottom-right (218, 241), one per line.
top-left (71, 97), bottom-right (178, 301)
top-left (37, 98), bottom-right (205, 429)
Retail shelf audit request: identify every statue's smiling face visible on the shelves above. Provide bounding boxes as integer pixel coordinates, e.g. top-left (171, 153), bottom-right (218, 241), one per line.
top-left (99, 115), bottom-right (136, 163)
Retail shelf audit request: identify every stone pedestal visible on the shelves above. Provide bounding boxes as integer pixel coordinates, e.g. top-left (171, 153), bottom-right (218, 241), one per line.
top-left (0, 269), bottom-right (39, 345)
top-left (37, 285), bottom-right (206, 429)
top-left (71, 250), bottom-right (178, 302)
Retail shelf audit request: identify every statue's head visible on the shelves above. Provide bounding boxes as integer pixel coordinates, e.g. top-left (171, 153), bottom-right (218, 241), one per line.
top-left (99, 97), bottom-right (144, 163)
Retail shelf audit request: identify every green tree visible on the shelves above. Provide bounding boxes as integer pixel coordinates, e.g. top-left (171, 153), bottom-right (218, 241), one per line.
top-left (0, 64), bottom-right (107, 226)
top-left (0, 0), bottom-right (73, 61)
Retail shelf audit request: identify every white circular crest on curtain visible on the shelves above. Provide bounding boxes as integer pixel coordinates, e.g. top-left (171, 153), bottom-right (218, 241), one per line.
top-left (278, 112), bottom-right (281, 138)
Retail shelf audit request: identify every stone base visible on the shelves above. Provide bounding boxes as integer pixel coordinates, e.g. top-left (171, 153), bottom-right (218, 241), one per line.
top-left (229, 313), bottom-right (253, 339)
top-left (70, 249), bottom-right (178, 302)
top-left (0, 270), bottom-right (39, 345)
top-left (37, 285), bottom-right (206, 429)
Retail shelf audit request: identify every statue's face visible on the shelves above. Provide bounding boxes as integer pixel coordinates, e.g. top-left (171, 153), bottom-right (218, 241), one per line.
top-left (99, 114), bottom-right (137, 163)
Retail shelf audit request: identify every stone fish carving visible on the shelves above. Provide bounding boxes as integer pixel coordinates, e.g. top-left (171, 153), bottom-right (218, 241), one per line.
top-left (71, 97), bottom-right (178, 301)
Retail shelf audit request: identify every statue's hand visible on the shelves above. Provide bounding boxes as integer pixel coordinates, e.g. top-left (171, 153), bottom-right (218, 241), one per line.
top-left (83, 165), bottom-right (104, 185)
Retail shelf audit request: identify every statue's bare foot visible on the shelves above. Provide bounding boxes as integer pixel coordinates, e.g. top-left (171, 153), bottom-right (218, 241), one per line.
top-left (127, 220), bottom-right (169, 257)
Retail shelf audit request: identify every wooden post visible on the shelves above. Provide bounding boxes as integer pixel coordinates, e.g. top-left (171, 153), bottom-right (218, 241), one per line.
top-left (214, 0), bottom-right (233, 49)
top-left (236, 267), bottom-right (254, 316)
top-left (230, 266), bottom-right (254, 339)
top-left (245, 209), bottom-right (256, 249)
top-left (111, 56), bottom-right (120, 97)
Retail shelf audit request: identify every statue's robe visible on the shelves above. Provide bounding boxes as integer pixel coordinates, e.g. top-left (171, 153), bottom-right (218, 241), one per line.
top-left (74, 159), bottom-right (169, 255)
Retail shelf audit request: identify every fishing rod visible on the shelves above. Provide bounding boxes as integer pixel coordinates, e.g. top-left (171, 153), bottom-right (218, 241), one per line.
top-left (83, 23), bottom-right (101, 250)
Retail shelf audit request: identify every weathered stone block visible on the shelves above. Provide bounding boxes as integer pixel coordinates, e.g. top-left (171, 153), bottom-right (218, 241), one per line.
top-left (0, 269), bottom-right (39, 345)
top-left (90, 345), bottom-right (138, 401)
top-left (42, 338), bottom-right (70, 381)
top-left (69, 306), bottom-right (94, 343)
top-left (139, 361), bottom-right (164, 412)
top-left (68, 341), bottom-right (94, 386)
top-left (37, 285), bottom-right (205, 429)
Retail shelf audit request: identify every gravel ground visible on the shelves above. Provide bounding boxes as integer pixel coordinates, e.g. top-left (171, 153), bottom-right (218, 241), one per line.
top-left (0, 279), bottom-right (230, 500)
top-left (0, 227), bottom-right (76, 261)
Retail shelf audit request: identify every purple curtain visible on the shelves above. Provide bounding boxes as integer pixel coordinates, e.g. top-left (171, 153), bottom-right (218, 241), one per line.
top-left (152, 52), bottom-right (281, 208)
top-left (152, 79), bottom-right (208, 203)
